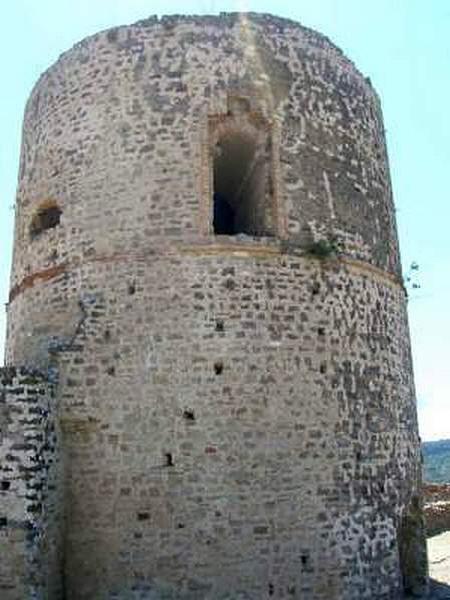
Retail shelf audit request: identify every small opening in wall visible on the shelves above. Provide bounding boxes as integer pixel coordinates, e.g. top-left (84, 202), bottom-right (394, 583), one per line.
top-left (165, 452), bottom-right (174, 467)
top-left (212, 131), bottom-right (273, 237)
top-left (0, 517), bottom-right (7, 528)
top-left (215, 319), bottom-right (225, 333)
top-left (30, 203), bottom-right (62, 239)
top-left (183, 409), bottom-right (195, 421)
top-left (1, 481), bottom-right (10, 491)
top-left (311, 282), bottom-right (320, 296)
top-left (214, 361), bottom-right (224, 375)
top-left (137, 512), bottom-right (150, 521)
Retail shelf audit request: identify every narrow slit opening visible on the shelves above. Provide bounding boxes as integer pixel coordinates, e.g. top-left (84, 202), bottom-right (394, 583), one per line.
top-left (214, 361), bottom-right (224, 375)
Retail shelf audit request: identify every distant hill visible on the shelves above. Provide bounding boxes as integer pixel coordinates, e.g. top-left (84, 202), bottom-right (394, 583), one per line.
top-left (423, 439), bottom-right (450, 484)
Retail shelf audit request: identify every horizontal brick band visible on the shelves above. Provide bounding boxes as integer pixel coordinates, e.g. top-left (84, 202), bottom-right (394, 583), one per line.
top-left (8, 246), bottom-right (404, 303)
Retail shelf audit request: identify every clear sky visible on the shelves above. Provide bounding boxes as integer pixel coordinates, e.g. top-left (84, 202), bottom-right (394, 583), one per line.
top-left (0, 0), bottom-right (449, 440)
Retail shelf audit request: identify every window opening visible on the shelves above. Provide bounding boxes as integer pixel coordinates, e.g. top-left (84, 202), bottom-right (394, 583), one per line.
top-left (30, 203), bottom-right (62, 239)
top-left (213, 192), bottom-right (235, 235)
top-left (212, 131), bottom-right (273, 237)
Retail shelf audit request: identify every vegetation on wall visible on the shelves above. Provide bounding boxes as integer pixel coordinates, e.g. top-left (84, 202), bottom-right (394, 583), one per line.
top-left (307, 238), bottom-right (341, 259)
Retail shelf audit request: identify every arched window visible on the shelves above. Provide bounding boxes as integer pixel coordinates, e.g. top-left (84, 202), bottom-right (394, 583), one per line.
top-left (210, 100), bottom-right (276, 238)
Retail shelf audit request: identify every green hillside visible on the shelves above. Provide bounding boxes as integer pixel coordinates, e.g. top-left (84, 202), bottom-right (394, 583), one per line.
top-left (423, 439), bottom-right (450, 484)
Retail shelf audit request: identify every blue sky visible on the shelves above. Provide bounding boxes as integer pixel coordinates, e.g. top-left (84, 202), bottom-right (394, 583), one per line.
top-left (0, 0), bottom-right (449, 440)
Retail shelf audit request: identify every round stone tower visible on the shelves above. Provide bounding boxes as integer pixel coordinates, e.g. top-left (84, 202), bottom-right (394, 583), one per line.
top-left (5, 13), bottom-right (426, 600)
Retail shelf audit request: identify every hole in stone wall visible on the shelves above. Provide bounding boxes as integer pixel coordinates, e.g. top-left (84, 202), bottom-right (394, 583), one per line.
top-left (107, 366), bottom-right (115, 376)
top-left (268, 583), bottom-right (274, 596)
top-left (183, 409), bottom-right (195, 421)
top-left (137, 512), bottom-right (150, 521)
top-left (0, 517), bottom-right (7, 527)
top-left (317, 327), bottom-right (325, 337)
top-left (311, 282), bottom-right (320, 296)
top-left (128, 282), bottom-right (136, 295)
top-left (165, 452), bottom-right (174, 467)
top-left (30, 203), bottom-right (62, 239)
top-left (1, 481), bottom-right (10, 491)
top-left (215, 319), bottom-right (225, 333)
top-left (214, 361), bottom-right (224, 375)
top-left (301, 554), bottom-right (309, 566)
top-left (224, 278), bottom-right (235, 291)
top-left (212, 131), bottom-right (273, 237)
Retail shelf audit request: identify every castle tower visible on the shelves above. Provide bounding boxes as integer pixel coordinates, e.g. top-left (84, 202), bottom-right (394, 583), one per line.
top-left (2, 13), bottom-right (427, 600)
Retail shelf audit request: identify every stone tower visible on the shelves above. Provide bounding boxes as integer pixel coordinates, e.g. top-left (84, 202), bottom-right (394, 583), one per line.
top-left (1, 13), bottom-right (427, 600)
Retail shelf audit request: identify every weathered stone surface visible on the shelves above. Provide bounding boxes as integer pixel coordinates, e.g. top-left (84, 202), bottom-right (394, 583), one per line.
top-left (0, 368), bottom-right (62, 600)
top-left (2, 12), bottom-right (425, 600)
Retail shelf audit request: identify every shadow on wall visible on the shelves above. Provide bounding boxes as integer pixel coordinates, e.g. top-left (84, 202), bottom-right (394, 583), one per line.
top-left (423, 579), bottom-right (450, 599)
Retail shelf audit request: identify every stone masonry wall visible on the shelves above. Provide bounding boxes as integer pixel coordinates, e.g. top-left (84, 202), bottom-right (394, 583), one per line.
top-left (0, 367), bottom-right (62, 600)
top-left (4, 12), bottom-right (426, 600)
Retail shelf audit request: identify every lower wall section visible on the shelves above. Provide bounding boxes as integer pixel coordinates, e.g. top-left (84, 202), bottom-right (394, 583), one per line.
top-left (0, 367), bottom-right (62, 600)
top-left (4, 252), bottom-right (428, 599)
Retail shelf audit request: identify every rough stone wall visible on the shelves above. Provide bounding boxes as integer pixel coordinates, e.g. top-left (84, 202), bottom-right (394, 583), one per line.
top-left (0, 367), bottom-right (62, 600)
top-left (4, 12), bottom-right (425, 600)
